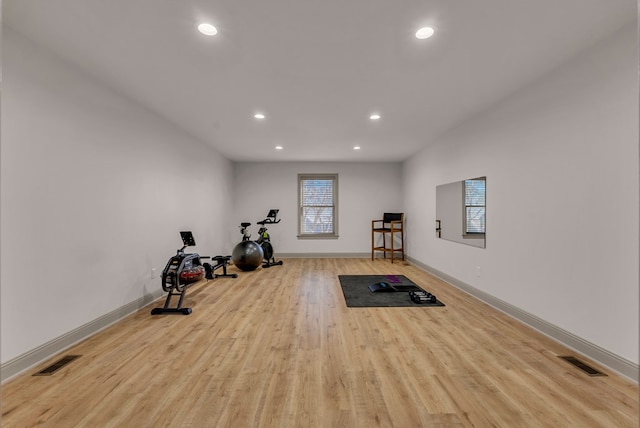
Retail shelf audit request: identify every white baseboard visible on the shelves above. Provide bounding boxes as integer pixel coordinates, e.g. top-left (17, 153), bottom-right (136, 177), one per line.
top-left (277, 252), bottom-right (371, 258)
top-left (407, 256), bottom-right (639, 383)
top-left (1, 290), bottom-right (163, 383)
top-left (277, 252), bottom-right (402, 259)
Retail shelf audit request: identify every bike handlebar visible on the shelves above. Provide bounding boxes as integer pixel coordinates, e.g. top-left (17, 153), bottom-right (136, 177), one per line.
top-left (257, 218), bottom-right (281, 225)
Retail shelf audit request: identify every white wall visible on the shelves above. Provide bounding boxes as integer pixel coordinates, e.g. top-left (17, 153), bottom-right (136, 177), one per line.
top-left (1, 29), bottom-right (234, 363)
top-left (232, 162), bottom-right (402, 254)
top-left (403, 23), bottom-right (639, 364)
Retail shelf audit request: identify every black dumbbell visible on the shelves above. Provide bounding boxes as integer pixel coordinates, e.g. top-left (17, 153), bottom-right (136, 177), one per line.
top-left (410, 292), bottom-right (436, 303)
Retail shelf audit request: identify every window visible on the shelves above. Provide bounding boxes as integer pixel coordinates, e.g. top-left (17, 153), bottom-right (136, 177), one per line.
top-left (464, 178), bottom-right (485, 235)
top-left (298, 174), bottom-right (338, 238)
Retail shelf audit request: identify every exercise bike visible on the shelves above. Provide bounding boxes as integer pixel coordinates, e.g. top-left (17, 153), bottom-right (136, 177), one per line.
top-left (231, 209), bottom-right (283, 271)
top-left (256, 209), bottom-right (283, 268)
top-left (151, 231), bottom-right (204, 315)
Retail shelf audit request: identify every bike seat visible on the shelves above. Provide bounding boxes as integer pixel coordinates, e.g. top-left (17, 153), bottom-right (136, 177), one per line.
top-left (240, 222), bottom-right (251, 227)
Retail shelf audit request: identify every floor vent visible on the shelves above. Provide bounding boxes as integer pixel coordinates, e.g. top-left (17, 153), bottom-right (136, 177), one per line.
top-left (558, 355), bottom-right (607, 376)
top-left (33, 355), bottom-right (81, 376)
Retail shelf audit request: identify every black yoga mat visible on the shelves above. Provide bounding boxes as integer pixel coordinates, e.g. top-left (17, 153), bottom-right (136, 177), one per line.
top-left (338, 274), bottom-right (445, 308)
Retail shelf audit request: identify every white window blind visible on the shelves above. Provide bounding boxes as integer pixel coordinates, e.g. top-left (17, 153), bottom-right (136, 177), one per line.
top-left (464, 179), bottom-right (486, 234)
top-left (298, 174), bottom-right (338, 237)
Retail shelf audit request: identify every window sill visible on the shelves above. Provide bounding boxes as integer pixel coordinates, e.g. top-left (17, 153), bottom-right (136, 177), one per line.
top-left (297, 234), bottom-right (339, 240)
top-left (463, 234), bottom-right (485, 240)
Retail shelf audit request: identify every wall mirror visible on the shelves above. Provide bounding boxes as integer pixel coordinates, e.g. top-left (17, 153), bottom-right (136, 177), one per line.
top-left (436, 177), bottom-right (486, 248)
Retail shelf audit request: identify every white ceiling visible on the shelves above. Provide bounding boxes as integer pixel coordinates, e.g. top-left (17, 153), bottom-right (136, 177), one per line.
top-left (4, 0), bottom-right (636, 162)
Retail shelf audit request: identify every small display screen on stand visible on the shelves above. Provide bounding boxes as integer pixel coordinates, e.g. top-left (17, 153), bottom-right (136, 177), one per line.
top-left (180, 231), bottom-right (196, 247)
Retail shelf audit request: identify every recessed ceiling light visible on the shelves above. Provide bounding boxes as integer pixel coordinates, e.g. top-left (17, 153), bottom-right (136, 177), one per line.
top-left (198, 23), bottom-right (218, 36)
top-left (275, 145), bottom-right (283, 150)
top-left (254, 113), bottom-right (265, 119)
top-left (353, 146), bottom-right (361, 150)
top-left (370, 114), bottom-right (381, 120)
top-left (415, 27), bottom-right (435, 39)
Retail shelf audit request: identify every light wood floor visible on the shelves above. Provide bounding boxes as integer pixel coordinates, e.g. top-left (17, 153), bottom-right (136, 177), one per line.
top-left (2, 258), bottom-right (638, 427)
